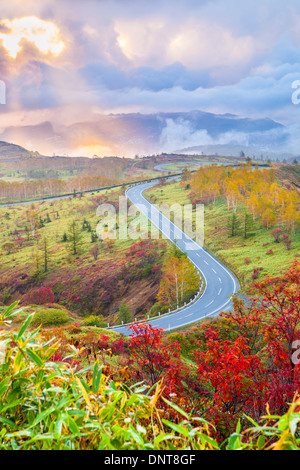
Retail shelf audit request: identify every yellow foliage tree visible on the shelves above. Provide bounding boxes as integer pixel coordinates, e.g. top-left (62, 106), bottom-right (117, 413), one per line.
top-left (157, 254), bottom-right (199, 308)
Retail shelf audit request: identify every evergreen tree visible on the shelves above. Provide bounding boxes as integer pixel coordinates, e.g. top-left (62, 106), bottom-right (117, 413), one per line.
top-left (39, 216), bottom-right (45, 229)
top-left (91, 230), bottom-right (98, 243)
top-left (67, 220), bottom-right (82, 255)
top-left (42, 237), bottom-right (50, 273)
top-left (227, 212), bottom-right (240, 237)
top-left (243, 211), bottom-right (255, 239)
top-left (24, 224), bottom-right (30, 241)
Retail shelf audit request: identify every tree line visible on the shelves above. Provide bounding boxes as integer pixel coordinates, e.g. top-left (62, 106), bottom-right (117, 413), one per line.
top-left (184, 164), bottom-right (300, 234)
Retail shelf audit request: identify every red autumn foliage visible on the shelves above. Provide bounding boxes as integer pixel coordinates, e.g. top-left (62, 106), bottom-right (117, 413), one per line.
top-left (23, 287), bottom-right (55, 305)
top-left (51, 353), bottom-right (81, 369)
top-left (126, 260), bottom-right (300, 440)
top-left (96, 334), bottom-right (110, 350)
top-left (127, 322), bottom-right (181, 386)
top-left (251, 267), bottom-right (263, 280)
top-left (217, 260), bottom-right (300, 420)
top-left (252, 260), bottom-right (300, 372)
top-left (271, 228), bottom-right (283, 243)
top-left (194, 327), bottom-right (266, 435)
top-left (282, 234), bottom-right (292, 250)
top-left (110, 337), bottom-right (126, 355)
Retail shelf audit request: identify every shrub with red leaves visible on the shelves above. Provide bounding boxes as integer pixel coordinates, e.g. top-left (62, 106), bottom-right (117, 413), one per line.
top-left (128, 322), bottom-right (181, 386)
top-left (97, 334), bottom-right (110, 350)
top-left (23, 287), bottom-right (55, 305)
top-left (110, 337), bottom-right (126, 355)
top-left (251, 267), bottom-right (263, 280)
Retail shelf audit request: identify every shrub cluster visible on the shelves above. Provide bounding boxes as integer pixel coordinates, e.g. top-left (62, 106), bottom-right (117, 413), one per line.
top-left (31, 308), bottom-right (70, 326)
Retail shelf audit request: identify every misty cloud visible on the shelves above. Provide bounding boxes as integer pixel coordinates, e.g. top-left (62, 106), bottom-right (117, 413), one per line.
top-left (158, 118), bottom-right (289, 154)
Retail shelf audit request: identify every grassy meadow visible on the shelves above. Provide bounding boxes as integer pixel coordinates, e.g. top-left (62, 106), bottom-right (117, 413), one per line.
top-left (0, 187), bottom-right (172, 327)
top-left (145, 179), bottom-right (300, 292)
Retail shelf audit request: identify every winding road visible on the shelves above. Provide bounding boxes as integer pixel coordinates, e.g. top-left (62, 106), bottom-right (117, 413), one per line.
top-left (0, 169), bottom-right (240, 336)
top-left (111, 180), bottom-right (239, 336)
top-left (153, 161), bottom-right (235, 172)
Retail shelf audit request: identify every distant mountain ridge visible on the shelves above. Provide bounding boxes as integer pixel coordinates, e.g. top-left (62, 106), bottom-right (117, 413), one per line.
top-left (0, 109), bottom-right (291, 158)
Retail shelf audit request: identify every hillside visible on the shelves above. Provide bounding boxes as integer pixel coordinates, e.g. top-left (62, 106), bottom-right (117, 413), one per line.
top-left (144, 163), bottom-right (300, 291)
top-left (275, 163), bottom-right (300, 193)
top-left (0, 188), bottom-right (168, 323)
top-left (0, 141), bottom-right (33, 158)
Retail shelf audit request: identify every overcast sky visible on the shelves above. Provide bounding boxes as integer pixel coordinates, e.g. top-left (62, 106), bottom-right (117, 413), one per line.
top-left (0, 0), bottom-right (299, 155)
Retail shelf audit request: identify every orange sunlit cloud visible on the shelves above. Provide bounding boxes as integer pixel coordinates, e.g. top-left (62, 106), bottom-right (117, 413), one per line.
top-left (0, 16), bottom-right (65, 59)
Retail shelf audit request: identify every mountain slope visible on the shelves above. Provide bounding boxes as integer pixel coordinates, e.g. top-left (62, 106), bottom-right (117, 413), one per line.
top-left (0, 141), bottom-right (33, 158)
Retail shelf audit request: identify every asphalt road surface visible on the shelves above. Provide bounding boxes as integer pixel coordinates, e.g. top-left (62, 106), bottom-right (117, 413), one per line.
top-left (111, 180), bottom-right (239, 336)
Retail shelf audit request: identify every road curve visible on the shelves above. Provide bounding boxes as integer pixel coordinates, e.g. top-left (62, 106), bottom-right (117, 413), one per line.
top-left (111, 180), bottom-right (239, 336)
top-left (0, 174), bottom-right (239, 335)
top-left (154, 161), bottom-right (234, 172)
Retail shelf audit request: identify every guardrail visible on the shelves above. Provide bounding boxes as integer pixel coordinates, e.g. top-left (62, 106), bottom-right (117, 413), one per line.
top-left (0, 162), bottom-right (271, 207)
top-left (107, 273), bottom-right (206, 331)
top-left (0, 172), bottom-right (185, 207)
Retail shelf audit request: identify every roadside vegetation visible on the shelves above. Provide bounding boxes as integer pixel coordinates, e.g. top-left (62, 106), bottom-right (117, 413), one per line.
top-left (1, 261), bottom-right (300, 450)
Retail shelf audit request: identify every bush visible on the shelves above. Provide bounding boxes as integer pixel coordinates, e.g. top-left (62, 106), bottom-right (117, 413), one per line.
top-left (251, 267), bottom-right (263, 280)
top-left (118, 301), bottom-right (133, 324)
top-left (150, 302), bottom-right (169, 317)
top-left (282, 234), bottom-right (292, 251)
top-left (81, 315), bottom-right (107, 327)
top-left (2, 287), bottom-right (10, 305)
top-left (23, 287), bottom-right (55, 305)
top-left (271, 229), bottom-right (283, 243)
top-left (110, 337), bottom-right (126, 355)
top-left (31, 308), bottom-right (70, 326)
